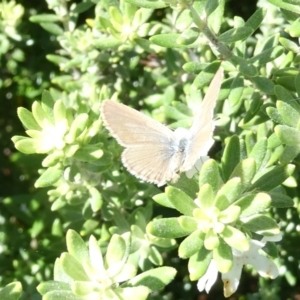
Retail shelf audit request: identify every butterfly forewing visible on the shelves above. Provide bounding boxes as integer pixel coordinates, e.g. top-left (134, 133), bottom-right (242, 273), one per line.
top-left (101, 100), bottom-right (176, 147)
top-left (180, 67), bottom-right (223, 171)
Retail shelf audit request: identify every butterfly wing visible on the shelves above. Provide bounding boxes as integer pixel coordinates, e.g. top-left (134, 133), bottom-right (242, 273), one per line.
top-left (101, 100), bottom-right (176, 146)
top-left (122, 144), bottom-right (179, 186)
top-left (101, 100), bottom-right (180, 185)
top-left (180, 66), bottom-right (223, 171)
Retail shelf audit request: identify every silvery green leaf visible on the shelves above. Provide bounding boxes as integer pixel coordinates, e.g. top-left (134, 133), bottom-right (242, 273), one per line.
top-left (147, 218), bottom-right (192, 238)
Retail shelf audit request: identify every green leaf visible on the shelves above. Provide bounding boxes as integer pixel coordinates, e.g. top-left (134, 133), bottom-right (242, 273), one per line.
top-left (61, 253), bottom-right (90, 281)
top-left (40, 22), bottom-right (64, 35)
top-left (241, 214), bottom-right (280, 235)
top-left (228, 76), bottom-right (244, 106)
top-left (106, 234), bottom-right (127, 264)
top-left (268, 192), bottom-right (294, 208)
top-left (276, 101), bottom-right (300, 128)
top-left (220, 226), bottom-right (249, 252)
top-left (296, 73), bottom-right (300, 96)
top-left (197, 184), bottom-right (214, 209)
top-left (279, 37), bottom-right (299, 53)
top-left (199, 159), bottom-right (220, 195)
top-left (166, 187), bottom-right (197, 216)
top-left (281, 5), bottom-right (300, 21)
top-left (39, 290), bottom-right (80, 300)
top-left (274, 85), bottom-right (295, 102)
top-left (249, 137), bottom-right (267, 170)
top-left (207, 0), bottom-right (225, 33)
top-left (188, 248), bottom-right (212, 281)
top-left (51, 199), bottom-right (66, 211)
top-left (165, 103), bottom-right (189, 120)
top-left (276, 76), bottom-right (296, 92)
top-left (66, 230), bottom-right (89, 262)
top-left (178, 216), bottom-right (198, 232)
top-left (37, 281), bottom-right (70, 295)
top-left (93, 36), bottom-right (123, 49)
top-left (273, 67), bottom-right (299, 77)
top-left (126, 267), bottom-right (176, 291)
top-left (152, 193), bottom-right (175, 209)
top-left (244, 8), bottom-right (266, 32)
top-left (275, 125), bottom-right (300, 145)
top-left (179, 230), bottom-right (205, 258)
top-left (218, 77), bottom-right (234, 101)
top-left (147, 218), bottom-right (192, 238)
top-left (12, 137), bottom-right (39, 154)
top-left (17, 107), bottom-right (41, 130)
top-left (89, 187), bottom-right (103, 212)
top-left (250, 164), bottom-right (295, 191)
top-left (266, 106), bottom-right (285, 124)
top-left (53, 100), bottom-right (67, 123)
top-left (71, 281), bottom-right (100, 297)
top-left (215, 178), bottom-right (242, 209)
top-left (133, 7), bottom-right (154, 26)
top-left (65, 114), bottom-right (89, 143)
top-left (41, 90), bottom-right (56, 117)
top-left (26, 129), bottom-right (42, 140)
top-left (204, 229), bottom-right (219, 250)
top-left (0, 282), bottom-right (22, 300)
top-left (30, 14), bottom-right (61, 22)
top-left (218, 205), bottom-right (241, 224)
top-left (235, 192), bottom-right (272, 217)
top-left (109, 7), bottom-right (123, 30)
top-left (221, 136), bottom-right (240, 181)
top-left (250, 76), bottom-right (275, 94)
top-left (171, 101), bottom-right (192, 117)
top-left (176, 27), bottom-right (200, 45)
top-left (72, 1), bottom-right (95, 13)
top-left (53, 256), bottom-right (72, 282)
top-left (230, 56), bottom-right (257, 77)
top-left (182, 62), bottom-right (208, 74)
top-left (64, 145), bottom-right (80, 158)
top-left (150, 34), bottom-right (197, 48)
top-left (204, 0), bottom-right (219, 17)
top-left (267, 0), bottom-right (300, 14)
top-left (169, 173), bottom-right (198, 199)
top-left (148, 246), bottom-right (163, 265)
top-left (192, 61), bottom-right (221, 89)
top-left (32, 101), bottom-right (52, 128)
top-left (280, 144), bottom-right (300, 164)
top-left (212, 239), bottom-right (233, 273)
top-left (219, 26), bottom-right (253, 43)
top-left (230, 158), bottom-right (256, 191)
top-left (124, 0), bottom-right (167, 9)
top-left (267, 145), bottom-right (284, 166)
top-left (263, 241), bottom-right (279, 258)
top-left (73, 144), bottom-right (104, 163)
top-left (46, 54), bottom-right (69, 66)
top-left (117, 286), bottom-right (149, 299)
top-left (35, 166), bottom-right (62, 188)
top-left (249, 46), bottom-right (284, 65)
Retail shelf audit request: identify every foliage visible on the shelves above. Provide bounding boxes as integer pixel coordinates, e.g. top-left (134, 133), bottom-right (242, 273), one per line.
top-left (1, 0), bottom-right (300, 299)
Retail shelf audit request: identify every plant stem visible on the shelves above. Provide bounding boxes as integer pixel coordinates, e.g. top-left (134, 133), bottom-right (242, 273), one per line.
top-left (189, 5), bottom-right (232, 60)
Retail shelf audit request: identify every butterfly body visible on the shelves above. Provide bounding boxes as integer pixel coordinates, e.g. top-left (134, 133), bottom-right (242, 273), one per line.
top-left (101, 67), bottom-right (223, 186)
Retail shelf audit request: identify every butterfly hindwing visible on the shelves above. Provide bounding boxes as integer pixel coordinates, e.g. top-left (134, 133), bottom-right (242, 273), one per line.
top-left (122, 144), bottom-right (179, 186)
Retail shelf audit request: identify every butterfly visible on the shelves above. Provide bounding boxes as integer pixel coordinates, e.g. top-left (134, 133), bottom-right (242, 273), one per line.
top-left (101, 66), bottom-right (223, 186)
